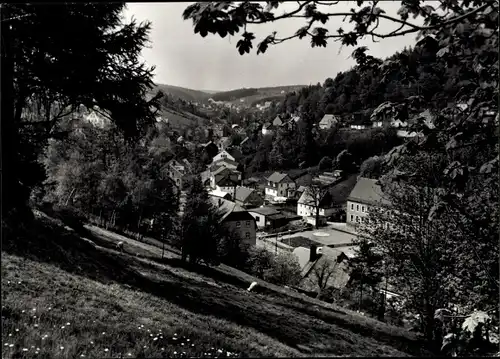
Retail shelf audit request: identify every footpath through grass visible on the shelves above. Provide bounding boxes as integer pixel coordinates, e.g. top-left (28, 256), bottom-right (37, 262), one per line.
top-left (1, 213), bottom-right (431, 358)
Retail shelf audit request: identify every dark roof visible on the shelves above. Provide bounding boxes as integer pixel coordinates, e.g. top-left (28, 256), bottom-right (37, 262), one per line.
top-left (347, 177), bottom-right (391, 206)
top-left (215, 176), bottom-right (239, 187)
top-left (234, 186), bottom-right (256, 203)
top-left (248, 206), bottom-right (281, 216)
top-left (210, 197), bottom-right (254, 222)
top-left (267, 172), bottom-right (293, 183)
top-left (298, 187), bottom-right (335, 208)
top-left (227, 147), bottom-right (243, 162)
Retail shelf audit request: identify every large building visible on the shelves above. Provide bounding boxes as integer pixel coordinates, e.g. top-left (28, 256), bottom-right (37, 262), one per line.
top-left (346, 177), bottom-right (391, 226)
top-left (297, 187), bottom-right (336, 226)
top-left (265, 172), bottom-right (296, 202)
top-left (211, 197), bottom-right (257, 246)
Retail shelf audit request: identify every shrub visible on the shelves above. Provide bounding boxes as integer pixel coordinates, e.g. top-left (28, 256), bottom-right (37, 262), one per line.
top-left (265, 252), bottom-right (302, 286)
top-left (318, 156), bottom-right (333, 171)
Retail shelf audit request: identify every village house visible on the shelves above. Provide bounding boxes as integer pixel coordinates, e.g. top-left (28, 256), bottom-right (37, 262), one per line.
top-left (165, 158), bottom-right (192, 190)
top-left (264, 172), bottom-right (296, 202)
top-left (233, 186), bottom-right (264, 208)
top-left (346, 177), bottom-right (391, 226)
top-left (297, 186), bottom-right (336, 227)
top-left (208, 188), bottom-right (232, 200)
top-left (210, 166), bottom-right (241, 193)
top-left (209, 158), bottom-right (239, 173)
top-left (272, 115), bottom-right (284, 127)
top-left (211, 197), bottom-right (257, 246)
top-left (281, 115), bottom-right (301, 131)
top-left (318, 114), bottom-right (339, 130)
top-left (247, 206), bottom-right (289, 230)
top-left (212, 149), bottom-right (236, 163)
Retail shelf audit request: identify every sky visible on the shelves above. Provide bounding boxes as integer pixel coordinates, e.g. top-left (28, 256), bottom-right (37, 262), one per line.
top-left (124, 1), bottom-right (425, 92)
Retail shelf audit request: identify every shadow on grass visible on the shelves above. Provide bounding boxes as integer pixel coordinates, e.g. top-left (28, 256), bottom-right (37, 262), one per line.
top-left (3, 216), bottom-right (432, 357)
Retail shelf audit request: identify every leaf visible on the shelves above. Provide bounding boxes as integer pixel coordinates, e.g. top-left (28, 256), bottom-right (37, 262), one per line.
top-left (462, 311), bottom-right (490, 334)
top-left (397, 5), bottom-right (409, 21)
top-left (436, 46), bottom-right (450, 57)
top-left (295, 26), bottom-right (309, 39)
top-left (372, 7), bottom-right (385, 16)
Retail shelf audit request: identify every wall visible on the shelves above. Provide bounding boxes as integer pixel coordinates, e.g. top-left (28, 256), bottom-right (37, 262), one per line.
top-left (225, 218), bottom-right (256, 246)
top-left (346, 200), bottom-right (370, 225)
top-left (248, 212), bottom-right (266, 228)
top-left (297, 203), bottom-right (335, 218)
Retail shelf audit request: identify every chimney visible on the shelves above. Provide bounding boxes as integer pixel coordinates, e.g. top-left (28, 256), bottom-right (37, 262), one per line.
top-left (218, 198), bottom-right (222, 207)
top-left (309, 244), bottom-right (318, 262)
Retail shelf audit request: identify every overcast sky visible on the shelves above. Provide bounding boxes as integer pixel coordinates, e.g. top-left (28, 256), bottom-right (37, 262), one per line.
top-left (124, 2), bottom-right (424, 92)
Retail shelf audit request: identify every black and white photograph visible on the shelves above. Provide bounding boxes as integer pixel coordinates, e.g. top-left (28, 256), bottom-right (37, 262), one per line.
top-left (2, 1), bottom-right (498, 358)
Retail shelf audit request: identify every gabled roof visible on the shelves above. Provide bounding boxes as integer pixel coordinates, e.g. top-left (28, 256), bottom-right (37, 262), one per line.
top-left (297, 187), bottom-right (335, 208)
top-left (226, 147), bottom-right (243, 162)
top-left (210, 197), bottom-right (253, 222)
top-left (201, 141), bottom-right (217, 148)
top-left (212, 166), bottom-right (233, 176)
top-left (240, 137), bottom-right (249, 145)
top-left (273, 115), bottom-right (283, 126)
top-left (208, 189), bottom-right (231, 199)
top-left (319, 114), bottom-right (338, 126)
top-left (247, 206), bottom-right (281, 216)
top-left (347, 177), bottom-right (391, 206)
top-left (234, 186), bottom-right (258, 203)
top-left (215, 176), bottom-right (239, 187)
top-left (267, 172), bottom-right (293, 183)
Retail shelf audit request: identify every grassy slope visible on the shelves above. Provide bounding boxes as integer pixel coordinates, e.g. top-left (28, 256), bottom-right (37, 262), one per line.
top-left (160, 107), bottom-right (207, 130)
top-left (2, 213), bottom-right (430, 358)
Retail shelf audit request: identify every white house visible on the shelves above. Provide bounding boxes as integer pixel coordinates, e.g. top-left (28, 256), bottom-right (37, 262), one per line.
top-left (318, 114), bottom-right (338, 130)
top-left (262, 122), bottom-right (274, 136)
top-left (346, 177), bottom-right (391, 226)
top-left (297, 187), bottom-right (336, 226)
top-left (265, 172), bottom-right (296, 201)
top-left (212, 150), bottom-right (236, 163)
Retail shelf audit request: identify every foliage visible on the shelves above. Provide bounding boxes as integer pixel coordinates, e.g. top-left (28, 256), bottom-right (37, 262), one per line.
top-left (265, 252), bottom-right (302, 287)
top-left (3, 3), bottom-right (162, 220)
top-left (306, 257), bottom-right (337, 299)
top-left (246, 247), bottom-right (275, 280)
top-left (359, 155), bottom-right (384, 179)
top-left (434, 308), bottom-right (499, 356)
top-left (318, 156), bottom-right (333, 171)
top-left (180, 175), bottom-right (226, 265)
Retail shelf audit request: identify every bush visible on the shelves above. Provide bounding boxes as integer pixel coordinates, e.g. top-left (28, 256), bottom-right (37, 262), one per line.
top-left (318, 156), bottom-right (333, 171)
top-left (265, 252), bottom-right (302, 286)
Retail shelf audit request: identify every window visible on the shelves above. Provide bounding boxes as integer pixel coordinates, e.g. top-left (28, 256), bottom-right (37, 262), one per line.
top-left (362, 206), bottom-right (365, 213)
top-left (356, 205), bottom-right (359, 211)
top-left (245, 232), bottom-right (250, 239)
top-left (236, 221), bottom-right (241, 227)
top-left (246, 220), bottom-right (250, 227)
top-left (356, 216), bottom-right (360, 223)
top-left (350, 215), bottom-right (354, 222)
top-left (351, 203), bottom-right (354, 210)
top-left (255, 216), bottom-right (260, 222)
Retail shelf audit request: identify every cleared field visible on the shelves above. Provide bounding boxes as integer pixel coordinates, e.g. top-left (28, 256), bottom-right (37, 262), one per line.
top-left (1, 213), bottom-right (430, 358)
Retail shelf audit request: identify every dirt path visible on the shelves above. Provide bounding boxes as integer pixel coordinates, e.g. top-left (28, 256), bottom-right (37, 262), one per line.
top-left (84, 224), bottom-right (178, 259)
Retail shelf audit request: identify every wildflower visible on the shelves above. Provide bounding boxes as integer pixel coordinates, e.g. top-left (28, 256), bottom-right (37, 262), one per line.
top-left (31, 346), bottom-right (35, 349)
top-left (22, 310), bottom-right (26, 313)
top-left (80, 355), bottom-right (85, 358)
top-left (127, 354), bottom-right (133, 357)
top-left (90, 341), bottom-right (94, 345)
top-left (191, 344), bottom-right (195, 347)
top-left (149, 334), bottom-right (153, 337)
top-left (174, 351), bottom-right (178, 355)
top-left (102, 332), bottom-right (106, 335)
top-left (181, 343), bottom-right (184, 346)
top-left (66, 322), bottom-right (71, 326)
top-left (60, 346), bottom-right (65, 350)
top-left (61, 326), bottom-right (66, 329)
top-left (186, 339), bottom-right (190, 342)
top-left (22, 348), bottom-right (28, 352)
top-left (143, 346), bottom-right (147, 349)
top-left (35, 352), bottom-right (39, 355)
top-left (4, 343), bottom-right (8, 347)
top-left (34, 324), bottom-right (38, 328)
top-left (153, 337), bottom-right (158, 341)
top-left (217, 349), bottom-right (223, 353)
top-left (161, 348), bottom-right (165, 351)
top-left (104, 348), bottom-right (109, 352)
top-left (9, 344), bottom-right (14, 348)
top-left (33, 308), bottom-right (36, 312)
top-left (18, 281), bottom-right (21, 284)
top-left (36, 348), bottom-right (40, 351)
top-left (8, 333), bottom-right (12, 337)
top-left (15, 328), bottom-right (19, 332)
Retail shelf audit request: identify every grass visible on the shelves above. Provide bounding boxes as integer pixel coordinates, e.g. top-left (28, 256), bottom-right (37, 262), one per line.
top-left (2, 212), bottom-right (432, 358)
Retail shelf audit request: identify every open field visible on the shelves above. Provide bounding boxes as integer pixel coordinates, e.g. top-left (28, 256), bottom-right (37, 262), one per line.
top-left (2, 213), bottom-right (431, 358)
